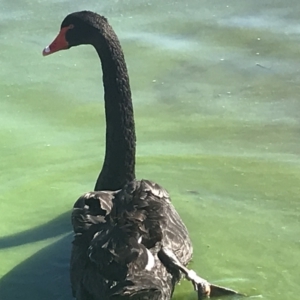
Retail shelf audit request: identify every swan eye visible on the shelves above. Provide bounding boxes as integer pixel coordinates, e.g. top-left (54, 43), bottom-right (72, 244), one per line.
top-left (68, 24), bottom-right (74, 29)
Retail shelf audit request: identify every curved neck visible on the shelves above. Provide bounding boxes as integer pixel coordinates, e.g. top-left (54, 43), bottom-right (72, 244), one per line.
top-left (92, 26), bottom-right (136, 191)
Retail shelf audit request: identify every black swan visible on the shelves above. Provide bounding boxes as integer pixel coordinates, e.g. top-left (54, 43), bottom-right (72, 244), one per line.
top-left (43, 11), bottom-right (240, 300)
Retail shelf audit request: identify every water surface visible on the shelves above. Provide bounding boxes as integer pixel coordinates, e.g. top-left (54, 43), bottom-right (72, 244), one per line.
top-left (0, 0), bottom-right (299, 299)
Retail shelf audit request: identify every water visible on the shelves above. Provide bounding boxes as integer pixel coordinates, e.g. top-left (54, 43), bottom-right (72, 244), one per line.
top-left (0, 0), bottom-right (299, 299)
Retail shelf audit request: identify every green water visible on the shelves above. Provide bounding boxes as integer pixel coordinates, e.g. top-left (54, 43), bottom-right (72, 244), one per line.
top-left (0, 0), bottom-right (299, 299)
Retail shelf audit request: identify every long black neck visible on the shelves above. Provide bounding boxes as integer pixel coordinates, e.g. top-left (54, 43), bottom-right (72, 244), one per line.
top-left (92, 24), bottom-right (136, 191)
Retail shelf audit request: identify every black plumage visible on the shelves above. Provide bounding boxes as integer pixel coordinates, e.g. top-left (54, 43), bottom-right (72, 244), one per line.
top-left (44, 11), bottom-right (197, 300)
top-left (70, 180), bottom-right (192, 299)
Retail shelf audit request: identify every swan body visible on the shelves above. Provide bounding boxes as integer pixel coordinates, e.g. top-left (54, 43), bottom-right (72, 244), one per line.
top-left (71, 180), bottom-right (192, 299)
top-left (44, 11), bottom-right (196, 300)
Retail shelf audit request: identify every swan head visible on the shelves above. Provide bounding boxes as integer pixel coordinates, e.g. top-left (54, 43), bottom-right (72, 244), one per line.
top-left (43, 11), bottom-right (108, 56)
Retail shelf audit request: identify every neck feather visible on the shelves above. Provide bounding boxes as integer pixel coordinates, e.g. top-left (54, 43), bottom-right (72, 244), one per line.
top-left (92, 25), bottom-right (136, 191)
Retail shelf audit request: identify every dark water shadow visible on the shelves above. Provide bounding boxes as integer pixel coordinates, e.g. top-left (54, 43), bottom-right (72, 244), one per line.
top-left (0, 211), bottom-right (73, 300)
top-left (0, 211), bottom-right (71, 249)
top-left (0, 233), bottom-right (73, 300)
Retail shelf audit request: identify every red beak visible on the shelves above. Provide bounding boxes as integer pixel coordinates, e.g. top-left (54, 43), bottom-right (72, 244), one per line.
top-left (42, 26), bottom-right (70, 56)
